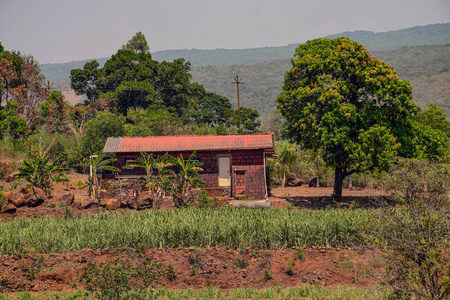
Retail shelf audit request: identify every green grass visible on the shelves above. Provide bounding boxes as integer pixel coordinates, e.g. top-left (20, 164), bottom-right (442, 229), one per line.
top-left (0, 207), bottom-right (374, 254)
top-left (0, 285), bottom-right (392, 299)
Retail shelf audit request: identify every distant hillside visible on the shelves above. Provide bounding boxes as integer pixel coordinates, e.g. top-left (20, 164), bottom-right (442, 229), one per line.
top-left (52, 44), bottom-right (450, 119)
top-left (40, 23), bottom-right (450, 80)
top-left (190, 45), bottom-right (450, 117)
top-left (326, 23), bottom-right (450, 51)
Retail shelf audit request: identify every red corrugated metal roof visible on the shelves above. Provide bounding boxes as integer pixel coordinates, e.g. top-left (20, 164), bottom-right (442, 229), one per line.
top-left (103, 134), bottom-right (274, 153)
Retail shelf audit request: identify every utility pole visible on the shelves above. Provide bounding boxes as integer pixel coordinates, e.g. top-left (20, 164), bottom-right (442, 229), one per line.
top-left (232, 75), bottom-right (244, 129)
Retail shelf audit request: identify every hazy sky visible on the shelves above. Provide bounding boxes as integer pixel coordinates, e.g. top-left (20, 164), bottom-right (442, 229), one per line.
top-left (1, 0), bottom-right (449, 64)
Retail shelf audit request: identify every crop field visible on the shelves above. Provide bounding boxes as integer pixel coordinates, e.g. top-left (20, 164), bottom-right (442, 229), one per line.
top-left (0, 207), bottom-right (374, 255)
top-left (0, 285), bottom-right (391, 300)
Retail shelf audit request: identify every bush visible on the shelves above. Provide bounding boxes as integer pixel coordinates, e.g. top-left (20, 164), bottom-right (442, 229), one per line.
top-left (82, 112), bottom-right (126, 156)
top-left (197, 190), bottom-right (218, 208)
top-left (82, 258), bottom-right (165, 300)
top-left (369, 158), bottom-right (450, 299)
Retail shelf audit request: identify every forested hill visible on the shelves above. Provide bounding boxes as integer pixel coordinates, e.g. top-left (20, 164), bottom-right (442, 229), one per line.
top-left (40, 23), bottom-right (450, 80)
top-left (326, 23), bottom-right (450, 51)
top-left (48, 44), bottom-right (450, 119)
top-left (189, 44), bottom-right (450, 117)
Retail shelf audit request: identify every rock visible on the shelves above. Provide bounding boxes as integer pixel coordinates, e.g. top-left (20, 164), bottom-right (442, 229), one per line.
top-left (105, 198), bottom-right (121, 210)
top-left (3, 190), bottom-right (11, 198)
top-left (1, 204), bottom-right (16, 214)
top-left (133, 191), bottom-right (154, 209)
top-left (8, 195), bottom-right (27, 208)
top-left (33, 187), bottom-right (46, 199)
top-left (153, 197), bottom-right (164, 209)
top-left (80, 198), bottom-right (93, 209)
top-left (287, 178), bottom-right (304, 187)
top-left (175, 189), bottom-right (199, 207)
top-left (57, 192), bottom-right (75, 206)
top-left (120, 198), bottom-right (128, 207)
top-left (309, 177), bottom-right (318, 187)
top-left (26, 187), bottom-right (47, 207)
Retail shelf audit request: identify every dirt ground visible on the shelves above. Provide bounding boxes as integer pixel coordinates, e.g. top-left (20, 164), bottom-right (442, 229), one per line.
top-left (0, 247), bottom-right (386, 293)
top-left (1, 173), bottom-right (392, 221)
top-left (0, 174), bottom-right (390, 293)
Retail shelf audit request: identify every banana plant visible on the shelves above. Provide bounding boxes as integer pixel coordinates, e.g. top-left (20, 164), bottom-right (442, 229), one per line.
top-left (123, 152), bottom-right (172, 198)
top-left (17, 137), bottom-right (69, 194)
top-left (167, 151), bottom-right (204, 207)
top-left (88, 151), bottom-right (120, 201)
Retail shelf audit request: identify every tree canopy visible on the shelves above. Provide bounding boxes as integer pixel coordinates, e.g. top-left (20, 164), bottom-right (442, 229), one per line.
top-left (69, 32), bottom-right (261, 133)
top-left (276, 37), bottom-right (445, 198)
top-left (70, 33), bottom-right (206, 120)
top-left (0, 44), bottom-right (48, 138)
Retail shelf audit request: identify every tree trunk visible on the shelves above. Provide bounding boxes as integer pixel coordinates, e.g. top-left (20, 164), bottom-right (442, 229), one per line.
top-left (316, 155), bottom-right (320, 188)
top-left (333, 167), bottom-right (345, 199)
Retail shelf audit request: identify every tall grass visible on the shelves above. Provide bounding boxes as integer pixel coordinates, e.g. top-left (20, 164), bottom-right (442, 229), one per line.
top-left (0, 208), bottom-right (374, 254)
top-left (0, 285), bottom-right (392, 300)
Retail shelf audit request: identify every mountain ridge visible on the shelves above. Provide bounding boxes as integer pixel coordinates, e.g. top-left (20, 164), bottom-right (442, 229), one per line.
top-left (40, 23), bottom-right (450, 80)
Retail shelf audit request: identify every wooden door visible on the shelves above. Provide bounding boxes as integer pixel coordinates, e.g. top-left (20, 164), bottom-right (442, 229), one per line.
top-left (218, 156), bottom-right (231, 187)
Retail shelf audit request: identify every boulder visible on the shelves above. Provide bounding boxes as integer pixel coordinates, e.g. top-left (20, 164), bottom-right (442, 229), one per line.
top-left (287, 178), bottom-right (304, 187)
top-left (27, 187), bottom-right (47, 207)
top-left (174, 189), bottom-right (200, 207)
top-left (130, 191), bottom-right (153, 210)
top-left (1, 204), bottom-right (16, 214)
top-left (308, 177), bottom-right (318, 187)
top-left (57, 192), bottom-right (75, 206)
top-left (8, 195), bottom-right (27, 208)
top-left (80, 198), bottom-right (93, 209)
top-left (120, 198), bottom-right (128, 207)
top-left (105, 198), bottom-right (121, 210)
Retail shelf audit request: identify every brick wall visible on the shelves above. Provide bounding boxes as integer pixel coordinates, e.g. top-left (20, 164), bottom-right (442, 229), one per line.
top-left (231, 150), bottom-right (266, 199)
top-left (110, 149), bottom-right (267, 199)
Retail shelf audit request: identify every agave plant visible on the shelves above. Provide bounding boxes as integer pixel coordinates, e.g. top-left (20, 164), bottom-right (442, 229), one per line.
top-left (88, 151), bottom-right (120, 201)
top-left (17, 138), bottom-right (69, 193)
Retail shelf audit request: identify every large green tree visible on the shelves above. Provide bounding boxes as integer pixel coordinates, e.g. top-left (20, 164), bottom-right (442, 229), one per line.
top-left (276, 37), bottom-right (423, 198)
top-left (190, 92), bottom-right (232, 125)
top-left (70, 33), bottom-right (205, 120)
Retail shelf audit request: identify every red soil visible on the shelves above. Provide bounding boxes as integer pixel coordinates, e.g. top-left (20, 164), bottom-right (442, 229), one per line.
top-left (0, 247), bottom-right (386, 293)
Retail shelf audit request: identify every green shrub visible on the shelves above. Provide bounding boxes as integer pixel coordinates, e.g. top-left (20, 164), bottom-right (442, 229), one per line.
top-left (82, 258), bottom-right (165, 300)
top-left (369, 158), bottom-right (450, 299)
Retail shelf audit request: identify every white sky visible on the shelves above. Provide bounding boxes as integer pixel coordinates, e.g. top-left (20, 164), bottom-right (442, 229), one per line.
top-left (0, 0), bottom-right (449, 64)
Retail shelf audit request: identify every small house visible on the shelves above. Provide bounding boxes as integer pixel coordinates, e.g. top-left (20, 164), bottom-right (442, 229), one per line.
top-left (102, 133), bottom-right (274, 199)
